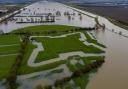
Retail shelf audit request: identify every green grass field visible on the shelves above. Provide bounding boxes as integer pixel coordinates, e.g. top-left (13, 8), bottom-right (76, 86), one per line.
top-left (0, 35), bottom-right (20, 45)
top-left (0, 35), bottom-right (21, 79)
top-left (18, 43), bottom-right (67, 74)
top-left (0, 24), bottom-right (105, 89)
top-left (12, 25), bottom-right (80, 35)
top-left (35, 33), bottom-right (104, 63)
top-left (0, 55), bottom-right (17, 79)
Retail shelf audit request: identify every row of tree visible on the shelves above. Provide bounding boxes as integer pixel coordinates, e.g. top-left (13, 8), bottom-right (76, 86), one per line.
top-left (6, 35), bottom-right (30, 89)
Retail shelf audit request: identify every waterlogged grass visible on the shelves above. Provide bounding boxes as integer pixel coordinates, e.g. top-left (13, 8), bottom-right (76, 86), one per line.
top-left (84, 32), bottom-right (106, 48)
top-left (64, 56), bottom-right (102, 89)
top-left (67, 61), bottom-right (85, 72)
top-left (12, 25), bottom-right (80, 35)
top-left (82, 56), bottom-right (105, 65)
top-left (82, 56), bottom-right (105, 60)
top-left (67, 56), bottom-right (105, 72)
top-left (73, 74), bottom-right (89, 89)
top-left (0, 25), bottom-right (105, 87)
top-left (45, 68), bottom-right (64, 77)
top-left (18, 43), bottom-right (67, 74)
top-left (35, 33), bottom-right (104, 63)
top-left (0, 56), bottom-right (17, 79)
top-left (18, 33), bottom-right (105, 75)
top-left (65, 85), bottom-right (73, 89)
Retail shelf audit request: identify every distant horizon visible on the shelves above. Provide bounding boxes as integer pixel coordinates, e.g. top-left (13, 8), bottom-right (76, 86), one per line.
top-left (0, 0), bottom-right (128, 4)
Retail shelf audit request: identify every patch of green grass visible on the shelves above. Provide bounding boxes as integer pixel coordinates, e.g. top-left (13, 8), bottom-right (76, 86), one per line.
top-left (18, 43), bottom-right (67, 74)
top-left (67, 56), bottom-right (105, 72)
top-left (73, 74), bottom-right (89, 89)
top-left (0, 56), bottom-right (17, 79)
top-left (0, 35), bottom-right (20, 45)
top-left (45, 68), bottom-right (64, 77)
top-left (12, 25), bottom-right (80, 35)
top-left (82, 56), bottom-right (105, 60)
top-left (0, 45), bottom-right (20, 55)
top-left (0, 34), bottom-right (21, 55)
top-left (66, 59), bottom-right (85, 72)
top-left (82, 56), bottom-right (105, 65)
top-left (35, 33), bottom-right (104, 63)
top-left (84, 32), bottom-right (106, 48)
top-left (65, 85), bottom-right (73, 89)
top-left (0, 34), bottom-right (21, 79)
top-left (67, 60), bottom-right (78, 72)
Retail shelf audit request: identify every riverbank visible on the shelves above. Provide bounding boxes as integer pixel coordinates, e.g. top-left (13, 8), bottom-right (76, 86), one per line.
top-left (69, 4), bottom-right (128, 30)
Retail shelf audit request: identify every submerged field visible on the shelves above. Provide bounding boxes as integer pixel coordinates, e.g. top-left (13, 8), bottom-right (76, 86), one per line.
top-left (0, 25), bottom-right (105, 89)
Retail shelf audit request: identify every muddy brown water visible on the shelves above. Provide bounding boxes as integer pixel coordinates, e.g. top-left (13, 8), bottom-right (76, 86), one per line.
top-left (0, 1), bottom-right (128, 89)
top-left (86, 29), bottom-right (128, 89)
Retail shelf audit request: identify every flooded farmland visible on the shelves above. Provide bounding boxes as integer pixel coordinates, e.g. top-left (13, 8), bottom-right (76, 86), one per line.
top-left (0, 0), bottom-right (128, 89)
top-left (0, 1), bottom-right (95, 33)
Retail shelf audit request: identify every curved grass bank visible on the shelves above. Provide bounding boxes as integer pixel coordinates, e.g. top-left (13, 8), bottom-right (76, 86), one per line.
top-left (12, 25), bottom-right (80, 34)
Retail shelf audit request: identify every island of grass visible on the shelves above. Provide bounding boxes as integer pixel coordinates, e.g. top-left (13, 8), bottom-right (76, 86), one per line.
top-left (0, 25), bottom-right (106, 89)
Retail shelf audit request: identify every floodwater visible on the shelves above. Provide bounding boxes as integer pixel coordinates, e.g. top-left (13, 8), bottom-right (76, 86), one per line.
top-left (0, 1), bottom-right (128, 89)
top-left (0, 1), bottom-right (95, 33)
top-left (86, 29), bottom-right (128, 89)
top-left (17, 64), bottom-right (72, 89)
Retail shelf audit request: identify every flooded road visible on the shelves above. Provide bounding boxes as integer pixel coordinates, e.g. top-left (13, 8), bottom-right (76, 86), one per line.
top-left (86, 30), bottom-right (128, 89)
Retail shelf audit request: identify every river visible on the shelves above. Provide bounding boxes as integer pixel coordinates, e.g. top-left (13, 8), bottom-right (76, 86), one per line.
top-left (86, 29), bottom-right (128, 89)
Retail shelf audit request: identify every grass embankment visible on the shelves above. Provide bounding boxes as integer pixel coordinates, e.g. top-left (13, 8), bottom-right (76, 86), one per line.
top-left (84, 32), bottom-right (106, 48)
top-left (65, 3), bottom-right (95, 18)
top-left (108, 18), bottom-right (128, 30)
top-left (12, 25), bottom-right (80, 35)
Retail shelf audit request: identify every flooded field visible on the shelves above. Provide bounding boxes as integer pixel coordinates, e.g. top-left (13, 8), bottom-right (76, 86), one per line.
top-left (0, 1), bottom-right (95, 33)
top-left (0, 1), bottom-right (128, 89)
